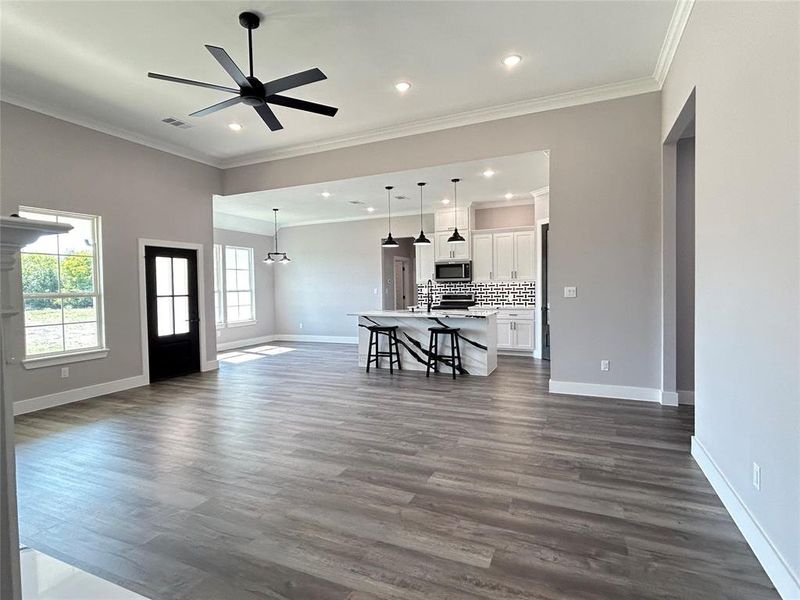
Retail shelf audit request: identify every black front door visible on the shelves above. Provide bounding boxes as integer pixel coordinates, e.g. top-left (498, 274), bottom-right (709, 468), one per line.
top-left (541, 223), bottom-right (550, 361)
top-left (145, 246), bottom-right (200, 381)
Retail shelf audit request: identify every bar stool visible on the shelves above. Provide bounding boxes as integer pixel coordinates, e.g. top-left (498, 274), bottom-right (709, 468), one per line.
top-left (425, 327), bottom-right (463, 380)
top-left (366, 325), bottom-right (402, 373)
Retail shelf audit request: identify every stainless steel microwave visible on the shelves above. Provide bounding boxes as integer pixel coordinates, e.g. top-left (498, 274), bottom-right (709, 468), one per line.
top-left (434, 261), bottom-right (472, 283)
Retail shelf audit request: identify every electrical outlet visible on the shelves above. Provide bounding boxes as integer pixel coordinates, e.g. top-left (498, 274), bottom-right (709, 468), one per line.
top-left (563, 286), bottom-right (577, 298)
top-left (600, 360), bottom-right (610, 372)
top-left (60, 367), bottom-right (69, 378)
top-left (752, 463), bottom-right (761, 491)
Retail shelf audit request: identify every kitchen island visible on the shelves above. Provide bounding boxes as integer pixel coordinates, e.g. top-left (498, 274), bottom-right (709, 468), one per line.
top-left (348, 309), bottom-right (498, 376)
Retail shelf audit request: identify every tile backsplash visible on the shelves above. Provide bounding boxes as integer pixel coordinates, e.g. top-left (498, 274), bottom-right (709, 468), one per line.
top-left (417, 280), bottom-right (535, 307)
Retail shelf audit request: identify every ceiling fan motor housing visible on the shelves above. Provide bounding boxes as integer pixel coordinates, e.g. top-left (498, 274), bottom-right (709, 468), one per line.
top-left (242, 77), bottom-right (266, 105)
top-left (239, 12), bottom-right (260, 30)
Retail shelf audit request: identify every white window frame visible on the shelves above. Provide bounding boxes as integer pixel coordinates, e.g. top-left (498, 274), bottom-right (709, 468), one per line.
top-left (216, 245), bottom-right (256, 328)
top-left (19, 206), bottom-right (108, 368)
top-left (213, 244), bottom-right (225, 328)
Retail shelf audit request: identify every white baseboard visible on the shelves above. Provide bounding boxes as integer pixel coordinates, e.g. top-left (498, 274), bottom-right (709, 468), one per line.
top-left (679, 389), bottom-right (695, 405)
top-left (275, 334), bottom-right (358, 344)
top-left (201, 360), bottom-right (219, 372)
top-left (661, 390), bottom-right (680, 406)
top-left (216, 335), bottom-right (277, 352)
top-left (549, 379), bottom-right (662, 403)
top-left (13, 375), bottom-right (149, 416)
top-left (692, 437), bottom-right (800, 599)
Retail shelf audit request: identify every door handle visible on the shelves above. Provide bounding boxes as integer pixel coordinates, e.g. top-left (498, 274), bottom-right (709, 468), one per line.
top-left (189, 318), bottom-right (200, 323)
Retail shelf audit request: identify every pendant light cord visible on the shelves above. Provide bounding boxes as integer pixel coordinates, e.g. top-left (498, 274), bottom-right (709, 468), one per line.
top-left (273, 208), bottom-right (278, 253)
top-left (419, 182), bottom-right (424, 229)
top-left (385, 186), bottom-right (393, 233)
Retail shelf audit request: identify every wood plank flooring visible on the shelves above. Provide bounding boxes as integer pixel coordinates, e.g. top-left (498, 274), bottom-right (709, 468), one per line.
top-left (15, 342), bottom-right (778, 599)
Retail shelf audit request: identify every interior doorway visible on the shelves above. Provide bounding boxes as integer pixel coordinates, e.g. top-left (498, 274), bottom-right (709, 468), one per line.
top-left (392, 257), bottom-right (412, 309)
top-left (381, 236), bottom-right (416, 310)
top-left (144, 246), bottom-right (201, 381)
top-left (662, 89), bottom-right (696, 406)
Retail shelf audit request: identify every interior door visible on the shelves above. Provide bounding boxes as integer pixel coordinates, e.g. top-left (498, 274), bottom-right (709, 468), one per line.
top-left (493, 233), bottom-right (515, 280)
top-left (393, 257), bottom-right (409, 309)
top-left (541, 223), bottom-right (550, 360)
top-left (145, 246), bottom-right (200, 381)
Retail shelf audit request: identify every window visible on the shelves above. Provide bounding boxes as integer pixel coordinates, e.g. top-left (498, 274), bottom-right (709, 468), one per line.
top-left (213, 244), bottom-right (224, 327)
top-left (154, 255), bottom-right (191, 336)
top-left (19, 207), bottom-right (105, 359)
top-left (212, 245), bottom-right (256, 327)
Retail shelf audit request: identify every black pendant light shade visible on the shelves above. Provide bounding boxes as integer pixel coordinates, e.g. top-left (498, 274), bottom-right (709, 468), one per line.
top-left (264, 208), bottom-right (291, 263)
top-left (413, 182), bottom-right (431, 246)
top-left (381, 185), bottom-right (399, 248)
top-left (447, 178), bottom-right (466, 243)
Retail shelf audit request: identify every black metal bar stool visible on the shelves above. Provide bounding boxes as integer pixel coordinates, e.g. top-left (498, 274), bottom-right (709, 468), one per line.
top-left (426, 327), bottom-right (463, 380)
top-left (366, 325), bottom-right (402, 373)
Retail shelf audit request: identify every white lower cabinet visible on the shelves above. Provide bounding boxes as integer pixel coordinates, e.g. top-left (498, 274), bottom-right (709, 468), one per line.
top-left (496, 310), bottom-right (535, 351)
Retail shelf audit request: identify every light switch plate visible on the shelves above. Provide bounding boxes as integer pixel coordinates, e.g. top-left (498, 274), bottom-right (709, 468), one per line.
top-left (564, 286), bottom-right (577, 298)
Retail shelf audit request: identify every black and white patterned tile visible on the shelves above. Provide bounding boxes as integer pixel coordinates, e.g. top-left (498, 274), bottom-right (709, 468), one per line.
top-left (417, 280), bottom-right (535, 307)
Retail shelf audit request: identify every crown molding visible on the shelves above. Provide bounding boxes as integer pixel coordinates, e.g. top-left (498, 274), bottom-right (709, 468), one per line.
top-left (217, 77), bottom-right (660, 168)
top-left (530, 186), bottom-right (550, 199)
top-left (472, 198), bottom-right (535, 210)
top-left (214, 208), bottom-right (434, 231)
top-left (653, 0), bottom-right (695, 87)
top-left (0, 94), bottom-right (221, 168)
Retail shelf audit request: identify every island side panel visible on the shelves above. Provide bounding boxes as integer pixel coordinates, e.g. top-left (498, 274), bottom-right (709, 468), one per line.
top-left (357, 315), bottom-right (493, 376)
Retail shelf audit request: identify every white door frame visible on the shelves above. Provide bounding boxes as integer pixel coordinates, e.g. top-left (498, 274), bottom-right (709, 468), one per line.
top-left (534, 217), bottom-right (549, 359)
top-left (137, 238), bottom-right (217, 382)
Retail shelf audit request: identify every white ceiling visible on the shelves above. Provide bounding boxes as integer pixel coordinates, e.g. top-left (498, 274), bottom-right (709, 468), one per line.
top-left (1, 1), bottom-right (678, 167)
top-left (214, 150), bottom-right (549, 229)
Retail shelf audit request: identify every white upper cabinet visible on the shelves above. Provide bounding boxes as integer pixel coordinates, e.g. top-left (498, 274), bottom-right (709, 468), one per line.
top-left (469, 228), bottom-right (535, 281)
top-left (472, 234), bottom-right (493, 281)
top-left (435, 231), bottom-right (471, 261)
top-left (493, 233), bottom-right (515, 280)
top-left (415, 242), bottom-right (435, 284)
top-left (434, 207), bottom-right (470, 232)
top-left (513, 231), bottom-right (535, 280)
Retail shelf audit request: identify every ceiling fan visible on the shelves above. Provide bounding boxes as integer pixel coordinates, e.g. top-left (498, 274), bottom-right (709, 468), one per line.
top-left (148, 12), bottom-right (338, 132)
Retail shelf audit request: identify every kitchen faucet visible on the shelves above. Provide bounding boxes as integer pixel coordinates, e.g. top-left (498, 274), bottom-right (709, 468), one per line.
top-left (426, 279), bottom-right (434, 313)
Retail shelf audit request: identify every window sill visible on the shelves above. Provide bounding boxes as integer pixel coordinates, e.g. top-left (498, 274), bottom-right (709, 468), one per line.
top-left (226, 320), bottom-right (257, 329)
top-left (22, 348), bottom-right (110, 370)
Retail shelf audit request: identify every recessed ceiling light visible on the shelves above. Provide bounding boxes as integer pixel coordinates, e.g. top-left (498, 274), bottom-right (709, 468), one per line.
top-left (227, 123), bottom-right (242, 131)
top-left (321, 191), bottom-right (331, 198)
top-left (367, 206), bottom-right (375, 213)
top-left (503, 54), bottom-right (522, 68)
top-left (441, 198), bottom-right (450, 204)
top-left (504, 193), bottom-right (514, 200)
top-left (483, 169), bottom-right (495, 178)
top-left (395, 81), bottom-right (411, 93)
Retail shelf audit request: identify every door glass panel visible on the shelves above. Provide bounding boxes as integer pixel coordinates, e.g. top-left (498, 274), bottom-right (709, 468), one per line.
top-left (156, 257), bottom-right (172, 296)
top-left (172, 258), bottom-right (188, 296)
top-left (157, 297), bottom-right (174, 336)
top-left (174, 296), bottom-right (190, 334)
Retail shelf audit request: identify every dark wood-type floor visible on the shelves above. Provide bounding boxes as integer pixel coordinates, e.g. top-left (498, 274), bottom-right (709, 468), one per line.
top-left (15, 343), bottom-right (778, 600)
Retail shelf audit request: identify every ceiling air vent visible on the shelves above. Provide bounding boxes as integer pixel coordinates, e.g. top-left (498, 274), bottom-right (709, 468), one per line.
top-left (161, 117), bottom-right (193, 129)
top-left (394, 195), bottom-right (409, 200)
top-left (348, 200), bottom-right (364, 205)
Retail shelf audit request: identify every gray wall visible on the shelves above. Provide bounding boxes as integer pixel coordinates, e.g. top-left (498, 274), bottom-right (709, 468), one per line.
top-left (224, 93), bottom-right (662, 389)
top-left (1, 103), bottom-right (222, 401)
top-left (675, 137), bottom-right (694, 393)
top-left (662, 0), bottom-right (799, 583)
top-left (274, 215), bottom-right (430, 338)
top-left (213, 228), bottom-right (276, 346)
top-left (473, 204), bottom-right (536, 230)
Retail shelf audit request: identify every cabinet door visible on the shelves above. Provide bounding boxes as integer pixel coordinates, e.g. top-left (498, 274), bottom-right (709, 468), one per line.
top-left (493, 233), bottom-right (515, 280)
top-left (434, 232), bottom-right (452, 261)
top-left (514, 320), bottom-right (535, 350)
top-left (415, 243), bottom-right (434, 284)
top-left (513, 231), bottom-right (535, 280)
top-left (496, 320), bottom-right (514, 349)
top-left (472, 234), bottom-right (493, 281)
top-left (435, 207), bottom-right (469, 232)
top-left (451, 232), bottom-right (471, 260)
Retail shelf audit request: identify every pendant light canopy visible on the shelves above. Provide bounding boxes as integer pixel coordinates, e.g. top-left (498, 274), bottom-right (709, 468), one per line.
top-left (381, 185), bottom-right (399, 248)
top-left (264, 208), bottom-right (291, 264)
top-left (413, 182), bottom-right (431, 246)
top-left (447, 178), bottom-right (466, 243)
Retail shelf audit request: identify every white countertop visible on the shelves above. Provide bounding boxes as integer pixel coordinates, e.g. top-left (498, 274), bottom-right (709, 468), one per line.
top-left (471, 305), bottom-right (535, 311)
top-left (350, 309), bottom-right (497, 319)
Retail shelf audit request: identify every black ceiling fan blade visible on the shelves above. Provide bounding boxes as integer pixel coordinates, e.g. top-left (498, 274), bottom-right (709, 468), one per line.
top-left (267, 95), bottom-right (338, 117)
top-left (263, 68), bottom-right (327, 96)
top-left (205, 45), bottom-right (250, 88)
top-left (190, 96), bottom-right (243, 117)
top-left (148, 72), bottom-right (238, 94)
top-left (254, 104), bottom-right (283, 131)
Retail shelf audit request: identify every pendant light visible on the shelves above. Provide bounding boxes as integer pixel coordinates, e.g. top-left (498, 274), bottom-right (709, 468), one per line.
top-left (447, 178), bottom-right (466, 243)
top-left (381, 185), bottom-right (399, 248)
top-left (263, 208), bottom-right (291, 264)
top-left (413, 182), bottom-right (431, 246)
